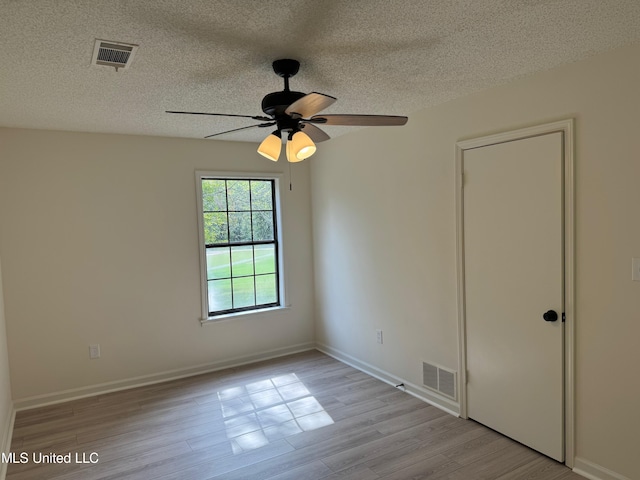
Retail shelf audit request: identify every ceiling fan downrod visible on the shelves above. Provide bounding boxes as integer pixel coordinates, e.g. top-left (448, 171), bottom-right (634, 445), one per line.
top-left (272, 59), bottom-right (300, 90)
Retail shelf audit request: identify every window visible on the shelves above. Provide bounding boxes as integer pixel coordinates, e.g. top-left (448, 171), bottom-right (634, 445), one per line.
top-left (196, 173), bottom-right (283, 319)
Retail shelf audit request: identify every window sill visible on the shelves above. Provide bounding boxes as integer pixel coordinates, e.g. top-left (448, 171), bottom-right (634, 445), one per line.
top-left (200, 305), bottom-right (290, 326)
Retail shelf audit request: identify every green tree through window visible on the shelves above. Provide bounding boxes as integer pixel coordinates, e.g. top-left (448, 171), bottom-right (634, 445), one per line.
top-left (201, 178), bottom-right (280, 315)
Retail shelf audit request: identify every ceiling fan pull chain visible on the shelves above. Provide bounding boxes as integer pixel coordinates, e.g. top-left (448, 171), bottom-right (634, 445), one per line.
top-left (289, 161), bottom-right (293, 191)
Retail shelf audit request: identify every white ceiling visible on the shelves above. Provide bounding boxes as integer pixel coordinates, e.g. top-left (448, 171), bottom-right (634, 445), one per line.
top-left (1, 0), bottom-right (639, 143)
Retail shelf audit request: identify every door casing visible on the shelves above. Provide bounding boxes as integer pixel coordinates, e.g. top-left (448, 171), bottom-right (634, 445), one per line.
top-left (455, 119), bottom-right (575, 467)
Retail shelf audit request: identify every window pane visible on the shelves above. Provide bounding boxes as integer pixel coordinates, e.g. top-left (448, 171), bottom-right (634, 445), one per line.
top-left (254, 244), bottom-right (276, 275)
top-left (256, 274), bottom-right (277, 304)
top-left (200, 176), bottom-right (280, 316)
top-left (251, 181), bottom-right (273, 211)
top-left (233, 277), bottom-right (255, 308)
top-left (207, 247), bottom-right (230, 280)
top-left (252, 211), bottom-right (274, 241)
top-left (231, 245), bottom-right (254, 277)
top-left (203, 212), bottom-right (228, 244)
top-left (229, 212), bottom-right (252, 243)
top-left (227, 180), bottom-right (251, 211)
top-left (202, 179), bottom-right (227, 211)
top-left (208, 279), bottom-right (232, 312)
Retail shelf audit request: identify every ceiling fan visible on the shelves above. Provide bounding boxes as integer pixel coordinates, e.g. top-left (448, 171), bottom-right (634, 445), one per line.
top-left (167, 59), bottom-right (408, 162)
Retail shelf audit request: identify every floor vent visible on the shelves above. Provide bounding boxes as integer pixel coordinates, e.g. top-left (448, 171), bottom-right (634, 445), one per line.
top-left (92, 40), bottom-right (138, 71)
top-left (422, 362), bottom-right (457, 400)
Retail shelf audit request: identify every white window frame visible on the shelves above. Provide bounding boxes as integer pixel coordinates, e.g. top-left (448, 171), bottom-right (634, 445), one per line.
top-left (195, 171), bottom-right (287, 324)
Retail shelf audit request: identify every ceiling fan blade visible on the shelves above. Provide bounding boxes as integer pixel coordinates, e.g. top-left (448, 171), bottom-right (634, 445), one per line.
top-left (204, 122), bottom-right (276, 139)
top-left (300, 123), bottom-right (331, 143)
top-left (309, 114), bottom-right (408, 126)
top-left (167, 111), bottom-right (272, 121)
top-left (285, 92), bottom-right (337, 118)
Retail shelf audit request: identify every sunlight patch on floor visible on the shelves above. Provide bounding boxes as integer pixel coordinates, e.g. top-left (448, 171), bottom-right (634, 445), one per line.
top-left (218, 373), bottom-right (334, 454)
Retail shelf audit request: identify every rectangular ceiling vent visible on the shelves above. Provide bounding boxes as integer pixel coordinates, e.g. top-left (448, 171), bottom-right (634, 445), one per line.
top-left (92, 39), bottom-right (138, 71)
top-left (422, 361), bottom-right (457, 401)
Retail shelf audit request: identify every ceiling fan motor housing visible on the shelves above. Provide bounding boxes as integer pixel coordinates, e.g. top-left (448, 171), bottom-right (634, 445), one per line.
top-left (261, 90), bottom-right (306, 117)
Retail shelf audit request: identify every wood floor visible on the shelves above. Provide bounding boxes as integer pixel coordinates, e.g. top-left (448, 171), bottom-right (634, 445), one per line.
top-left (7, 350), bottom-right (584, 480)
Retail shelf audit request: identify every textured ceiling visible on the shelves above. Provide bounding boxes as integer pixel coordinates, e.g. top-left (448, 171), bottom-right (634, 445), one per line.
top-left (1, 0), bottom-right (639, 143)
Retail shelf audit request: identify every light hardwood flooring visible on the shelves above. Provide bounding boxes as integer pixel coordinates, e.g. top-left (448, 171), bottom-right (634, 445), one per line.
top-left (7, 350), bottom-right (584, 479)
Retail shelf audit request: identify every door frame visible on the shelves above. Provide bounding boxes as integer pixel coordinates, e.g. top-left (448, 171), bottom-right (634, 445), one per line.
top-left (455, 119), bottom-right (575, 467)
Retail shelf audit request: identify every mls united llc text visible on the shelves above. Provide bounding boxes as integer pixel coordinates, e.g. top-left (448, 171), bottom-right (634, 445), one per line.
top-left (2, 452), bottom-right (99, 464)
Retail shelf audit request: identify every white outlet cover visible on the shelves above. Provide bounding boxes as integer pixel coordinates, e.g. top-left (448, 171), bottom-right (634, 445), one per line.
top-left (376, 330), bottom-right (383, 344)
top-left (633, 258), bottom-right (640, 281)
top-left (89, 344), bottom-right (101, 359)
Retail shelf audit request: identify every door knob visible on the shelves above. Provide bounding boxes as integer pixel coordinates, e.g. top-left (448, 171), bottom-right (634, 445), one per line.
top-left (543, 310), bottom-right (558, 322)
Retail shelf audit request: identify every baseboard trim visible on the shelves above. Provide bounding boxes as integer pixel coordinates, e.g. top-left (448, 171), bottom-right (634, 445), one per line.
top-left (0, 404), bottom-right (15, 480)
top-left (316, 343), bottom-right (460, 417)
top-left (14, 342), bottom-right (315, 411)
top-left (573, 457), bottom-right (631, 480)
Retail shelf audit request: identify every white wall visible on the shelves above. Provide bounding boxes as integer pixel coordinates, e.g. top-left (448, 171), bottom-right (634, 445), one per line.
top-left (0, 257), bottom-right (14, 471)
top-left (0, 129), bottom-right (315, 401)
top-left (311, 42), bottom-right (640, 479)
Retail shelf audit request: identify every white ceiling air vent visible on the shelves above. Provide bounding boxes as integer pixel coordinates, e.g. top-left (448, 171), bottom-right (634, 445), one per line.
top-left (91, 39), bottom-right (138, 71)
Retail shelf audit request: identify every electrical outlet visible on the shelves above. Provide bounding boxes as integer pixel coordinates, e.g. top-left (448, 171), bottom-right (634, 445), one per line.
top-left (89, 344), bottom-right (101, 359)
top-left (633, 258), bottom-right (640, 281)
top-left (376, 330), bottom-right (383, 344)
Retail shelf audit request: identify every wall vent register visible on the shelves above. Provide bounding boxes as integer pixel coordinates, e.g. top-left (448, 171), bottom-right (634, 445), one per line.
top-left (422, 361), bottom-right (457, 400)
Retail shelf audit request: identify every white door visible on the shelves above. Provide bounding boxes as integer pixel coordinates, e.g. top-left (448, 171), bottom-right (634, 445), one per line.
top-left (463, 132), bottom-right (564, 461)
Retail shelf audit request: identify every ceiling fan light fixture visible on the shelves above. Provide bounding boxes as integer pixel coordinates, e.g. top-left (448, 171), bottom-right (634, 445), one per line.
top-left (257, 131), bottom-right (282, 161)
top-left (288, 131), bottom-right (316, 162)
